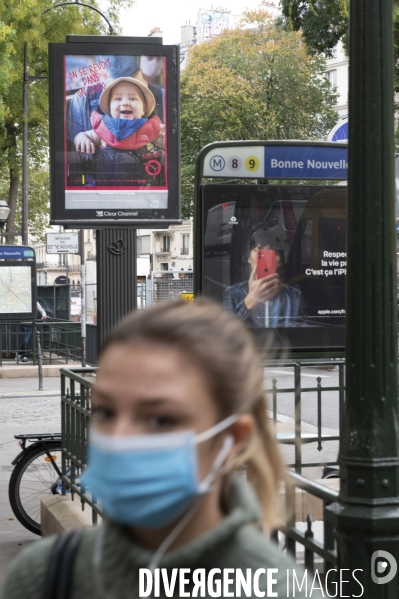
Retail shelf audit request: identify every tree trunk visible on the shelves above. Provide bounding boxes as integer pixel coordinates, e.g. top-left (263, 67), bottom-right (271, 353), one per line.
top-left (4, 122), bottom-right (19, 245)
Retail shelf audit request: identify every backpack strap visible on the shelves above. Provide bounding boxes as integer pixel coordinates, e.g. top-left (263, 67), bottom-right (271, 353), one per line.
top-left (44, 529), bottom-right (84, 599)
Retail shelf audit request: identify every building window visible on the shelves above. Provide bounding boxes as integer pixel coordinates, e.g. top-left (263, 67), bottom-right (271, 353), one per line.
top-left (140, 235), bottom-right (151, 254)
top-left (181, 234), bottom-right (190, 255)
top-left (160, 262), bottom-right (169, 270)
top-left (331, 45), bottom-right (338, 58)
top-left (161, 235), bottom-right (170, 252)
top-left (327, 69), bottom-right (337, 88)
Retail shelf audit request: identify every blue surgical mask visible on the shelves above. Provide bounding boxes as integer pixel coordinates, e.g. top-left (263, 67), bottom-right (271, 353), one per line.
top-left (81, 415), bottom-right (236, 528)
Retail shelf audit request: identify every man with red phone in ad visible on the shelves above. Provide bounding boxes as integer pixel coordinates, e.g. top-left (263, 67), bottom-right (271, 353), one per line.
top-left (256, 249), bottom-right (277, 281)
top-left (223, 224), bottom-right (306, 328)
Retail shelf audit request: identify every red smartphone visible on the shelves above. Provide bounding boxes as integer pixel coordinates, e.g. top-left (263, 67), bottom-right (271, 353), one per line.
top-left (256, 250), bottom-right (277, 279)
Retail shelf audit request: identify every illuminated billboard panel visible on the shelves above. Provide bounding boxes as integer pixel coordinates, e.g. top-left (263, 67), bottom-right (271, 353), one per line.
top-left (201, 184), bottom-right (347, 352)
top-left (49, 41), bottom-right (180, 228)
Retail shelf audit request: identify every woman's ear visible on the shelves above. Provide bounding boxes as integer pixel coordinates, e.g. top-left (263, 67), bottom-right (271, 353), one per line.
top-left (230, 414), bottom-right (254, 457)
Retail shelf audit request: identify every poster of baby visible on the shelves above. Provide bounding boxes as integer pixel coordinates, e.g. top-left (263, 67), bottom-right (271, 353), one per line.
top-left (65, 53), bottom-right (167, 191)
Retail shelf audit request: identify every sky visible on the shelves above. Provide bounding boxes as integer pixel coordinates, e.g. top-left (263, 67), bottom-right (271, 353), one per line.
top-left (121, 0), bottom-right (271, 44)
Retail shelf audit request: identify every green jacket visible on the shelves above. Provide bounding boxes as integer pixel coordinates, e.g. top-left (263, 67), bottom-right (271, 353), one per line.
top-left (1, 477), bottom-right (322, 598)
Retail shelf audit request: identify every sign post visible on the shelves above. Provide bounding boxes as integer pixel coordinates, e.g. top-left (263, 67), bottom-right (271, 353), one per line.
top-left (48, 35), bottom-right (181, 357)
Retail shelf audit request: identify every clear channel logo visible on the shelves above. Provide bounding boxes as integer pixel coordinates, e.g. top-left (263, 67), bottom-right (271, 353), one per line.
top-left (371, 550), bottom-right (397, 585)
top-left (96, 211), bottom-right (104, 217)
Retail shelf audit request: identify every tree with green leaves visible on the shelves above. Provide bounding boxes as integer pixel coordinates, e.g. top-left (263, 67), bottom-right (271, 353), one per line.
top-left (280, 0), bottom-right (399, 90)
top-left (180, 10), bottom-right (338, 217)
top-left (280, 0), bottom-right (349, 56)
top-left (0, 0), bottom-right (133, 243)
top-left (0, 22), bottom-right (13, 130)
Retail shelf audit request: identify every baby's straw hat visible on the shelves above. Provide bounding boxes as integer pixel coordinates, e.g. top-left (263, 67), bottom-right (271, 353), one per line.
top-left (99, 71), bottom-right (156, 117)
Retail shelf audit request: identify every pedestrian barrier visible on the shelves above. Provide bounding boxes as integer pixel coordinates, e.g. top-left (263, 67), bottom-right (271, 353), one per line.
top-left (59, 361), bottom-right (345, 561)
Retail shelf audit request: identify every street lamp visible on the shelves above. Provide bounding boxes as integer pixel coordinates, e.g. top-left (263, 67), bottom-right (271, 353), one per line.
top-left (0, 199), bottom-right (10, 244)
top-left (20, 3), bottom-right (114, 246)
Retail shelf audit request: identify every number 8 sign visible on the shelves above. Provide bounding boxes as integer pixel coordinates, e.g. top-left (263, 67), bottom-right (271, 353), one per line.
top-left (228, 156), bottom-right (242, 171)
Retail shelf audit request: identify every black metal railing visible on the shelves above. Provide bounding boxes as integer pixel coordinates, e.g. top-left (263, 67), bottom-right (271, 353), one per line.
top-left (0, 319), bottom-right (82, 365)
top-left (60, 367), bottom-right (100, 524)
top-left (36, 262), bottom-right (80, 271)
top-left (266, 361), bottom-right (344, 473)
top-left (60, 360), bottom-right (345, 571)
top-left (278, 472), bottom-right (339, 574)
top-left (42, 320), bottom-right (82, 363)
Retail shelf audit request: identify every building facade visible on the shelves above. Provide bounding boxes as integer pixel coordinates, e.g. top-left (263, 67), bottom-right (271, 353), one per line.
top-left (137, 219), bottom-right (193, 274)
top-left (325, 41), bottom-right (349, 118)
top-left (34, 228), bottom-right (96, 286)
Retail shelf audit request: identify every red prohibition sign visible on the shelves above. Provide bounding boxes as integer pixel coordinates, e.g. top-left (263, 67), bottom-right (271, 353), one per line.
top-left (145, 160), bottom-right (162, 177)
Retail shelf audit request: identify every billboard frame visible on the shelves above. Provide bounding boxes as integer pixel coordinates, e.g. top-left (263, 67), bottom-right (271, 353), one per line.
top-left (193, 140), bottom-right (348, 359)
top-left (49, 36), bottom-right (181, 229)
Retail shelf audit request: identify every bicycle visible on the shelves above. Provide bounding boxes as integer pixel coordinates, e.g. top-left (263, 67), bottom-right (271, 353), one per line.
top-left (8, 433), bottom-right (64, 535)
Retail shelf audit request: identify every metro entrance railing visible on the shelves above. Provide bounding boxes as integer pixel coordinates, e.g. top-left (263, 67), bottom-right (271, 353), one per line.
top-left (59, 362), bottom-right (344, 568)
top-left (0, 319), bottom-right (82, 365)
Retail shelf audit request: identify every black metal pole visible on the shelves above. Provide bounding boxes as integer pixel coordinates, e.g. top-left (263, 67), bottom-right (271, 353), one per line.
top-left (22, 42), bottom-right (29, 246)
top-left (79, 229), bottom-right (86, 367)
top-left (42, 1), bottom-right (114, 34)
top-left (36, 329), bottom-right (44, 391)
top-left (96, 229), bottom-right (137, 357)
top-left (326, 0), bottom-right (399, 594)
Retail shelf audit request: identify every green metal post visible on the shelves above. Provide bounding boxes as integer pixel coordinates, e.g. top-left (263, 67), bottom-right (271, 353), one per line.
top-left (294, 364), bottom-right (302, 474)
top-left (325, 0), bottom-right (399, 594)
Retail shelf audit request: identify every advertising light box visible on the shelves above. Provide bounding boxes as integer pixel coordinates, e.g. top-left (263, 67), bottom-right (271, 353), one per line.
top-left (49, 40), bottom-right (180, 228)
top-left (201, 184), bottom-right (347, 353)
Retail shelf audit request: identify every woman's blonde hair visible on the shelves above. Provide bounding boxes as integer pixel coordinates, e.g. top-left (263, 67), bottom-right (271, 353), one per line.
top-left (101, 298), bottom-right (287, 530)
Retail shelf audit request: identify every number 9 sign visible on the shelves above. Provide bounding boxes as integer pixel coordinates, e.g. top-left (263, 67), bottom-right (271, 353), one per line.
top-left (244, 156), bottom-right (260, 171)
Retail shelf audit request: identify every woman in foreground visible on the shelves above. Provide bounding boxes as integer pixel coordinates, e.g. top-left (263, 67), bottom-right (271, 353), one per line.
top-left (2, 299), bottom-right (316, 599)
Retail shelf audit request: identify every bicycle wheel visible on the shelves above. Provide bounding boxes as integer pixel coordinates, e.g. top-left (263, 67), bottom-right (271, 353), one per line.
top-left (8, 441), bottom-right (63, 535)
